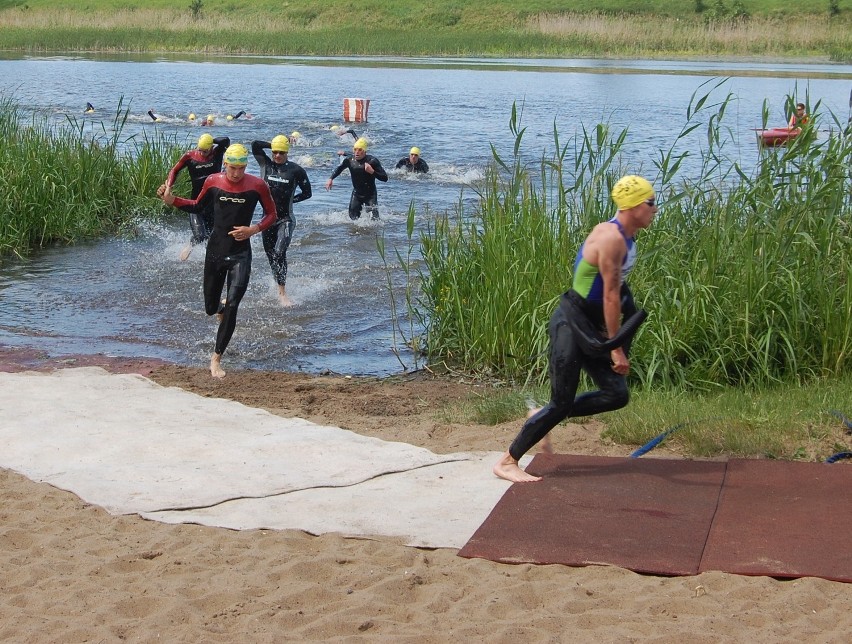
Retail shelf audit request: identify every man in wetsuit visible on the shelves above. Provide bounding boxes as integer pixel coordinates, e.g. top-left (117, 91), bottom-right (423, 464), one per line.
top-left (493, 175), bottom-right (658, 483)
top-left (325, 137), bottom-right (388, 220)
top-left (158, 144), bottom-right (277, 379)
top-left (395, 146), bottom-right (429, 174)
top-left (160, 132), bottom-right (230, 261)
top-left (252, 135), bottom-right (312, 306)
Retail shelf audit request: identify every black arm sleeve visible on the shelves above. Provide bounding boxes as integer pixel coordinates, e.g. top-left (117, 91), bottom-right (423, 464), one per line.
top-left (252, 140), bottom-right (271, 166)
top-left (293, 168), bottom-right (312, 203)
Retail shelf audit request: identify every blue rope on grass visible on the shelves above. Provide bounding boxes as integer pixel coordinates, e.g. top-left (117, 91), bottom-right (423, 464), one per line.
top-left (825, 452), bottom-right (852, 464)
top-left (630, 421), bottom-right (691, 458)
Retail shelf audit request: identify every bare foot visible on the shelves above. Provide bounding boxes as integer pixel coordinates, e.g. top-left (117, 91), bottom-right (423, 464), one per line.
top-left (210, 353), bottom-right (226, 379)
top-left (493, 451), bottom-right (542, 483)
top-left (277, 285), bottom-right (292, 307)
top-left (179, 243), bottom-right (193, 261)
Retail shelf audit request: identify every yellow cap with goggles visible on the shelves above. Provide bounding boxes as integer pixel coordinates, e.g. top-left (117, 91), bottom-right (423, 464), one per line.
top-left (223, 143), bottom-right (249, 166)
top-left (611, 175), bottom-right (654, 210)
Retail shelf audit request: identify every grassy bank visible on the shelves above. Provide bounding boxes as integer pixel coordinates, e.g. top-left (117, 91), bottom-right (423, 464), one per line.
top-left (406, 87), bottom-right (852, 390)
top-left (0, 95), bottom-right (180, 258)
top-left (0, 1), bottom-right (850, 59)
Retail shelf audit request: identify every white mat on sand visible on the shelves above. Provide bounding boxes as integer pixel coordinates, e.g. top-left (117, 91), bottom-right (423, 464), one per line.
top-left (0, 368), bottom-right (516, 548)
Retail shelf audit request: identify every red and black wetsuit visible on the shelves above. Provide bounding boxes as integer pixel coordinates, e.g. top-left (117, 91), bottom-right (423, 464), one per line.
top-left (167, 136), bottom-right (230, 244)
top-left (172, 172), bottom-right (277, 356)
top-left (252, 141), bottom-right (313, 287)
top-left (329, 154), bottom-right (388, 220)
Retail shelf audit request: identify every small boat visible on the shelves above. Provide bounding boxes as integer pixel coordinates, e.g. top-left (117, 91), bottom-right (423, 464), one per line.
top-left (757, 127), bottom-right (799, 147)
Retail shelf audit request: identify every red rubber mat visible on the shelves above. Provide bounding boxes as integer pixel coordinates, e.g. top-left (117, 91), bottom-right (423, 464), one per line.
top-left (459, 455), bottom-right (852, 581)
top-left (699, 459), bottom-right (852, 582)
top-left (459, 454), bottom-right (727, 576)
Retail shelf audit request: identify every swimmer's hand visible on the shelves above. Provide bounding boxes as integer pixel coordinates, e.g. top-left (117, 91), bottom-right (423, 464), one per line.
top-left (229, 225), bottom-right (258, 241)
top-left (364, 162), bottom-right (374, 175)
top-left (158, 184), bottom-right (175, 205)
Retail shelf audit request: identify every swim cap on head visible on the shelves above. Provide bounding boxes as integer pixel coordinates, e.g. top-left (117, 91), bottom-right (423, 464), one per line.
top-left (331, 125), bottom-right (340, 131)
top-left (223, 143), bottom-right (249, 166)
top-left (290, 131), bottom-right (301, 139)
top-left (206, 114), bottom-right (216, 123)
top-left (410, 146), bottom-right (421, 156)
top-left (354, 138), bottom-right (369, 151)
top-left (611, 175), bottom-right (655, 210)
top-left (226, 115), bottom-right (234, 121)
top-left (198, 133), bottom-right (214, 150)
top-left (188, 113), bottom-right (196, 120)
top-left (271, 135), bottom-right (290, 153)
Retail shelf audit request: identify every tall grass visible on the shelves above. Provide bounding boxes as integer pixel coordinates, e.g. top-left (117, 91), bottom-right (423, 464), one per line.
top-left (0, 94), bottom-right (181, 258)
top-left (0, 5), bottom-right (849, 59)
top-left (412, 83), bottom-right (852, 390)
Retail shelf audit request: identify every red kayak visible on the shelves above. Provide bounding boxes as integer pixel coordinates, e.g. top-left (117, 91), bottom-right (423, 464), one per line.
top-left (757, 127), bottom-right (799, 147)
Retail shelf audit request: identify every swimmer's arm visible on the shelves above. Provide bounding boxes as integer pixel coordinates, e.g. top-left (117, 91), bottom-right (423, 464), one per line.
top-left (293, 169), bottom-right (312, 202)
top-left (251, 140), bottom-right (271, 166)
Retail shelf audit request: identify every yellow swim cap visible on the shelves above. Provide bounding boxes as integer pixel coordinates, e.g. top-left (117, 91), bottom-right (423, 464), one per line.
top-left (290, 131), bottom-right (301, 139)
top-left (223, 143), bottom-right (249, 166)
top-left (330, 125), bottom-right (340, 131)
top-left (271, 135), bottom-right (290, 153)
top-left (206, 114), bottom-right (215, 123)
top-left (188, 113), bottom-right (196, 121)
top-left (410, 146), bottom-right (421, 155)
top-left (226, 115), bottom-right (234, 121)
top-left (611, 175), bottom-right (655, 210)
top-left (198, 133), bottom-right (214, 151)
top-left (354, 138), bottom-right (369, 151)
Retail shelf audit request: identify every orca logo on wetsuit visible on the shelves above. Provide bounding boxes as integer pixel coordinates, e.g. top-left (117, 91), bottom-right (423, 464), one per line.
top-left (219, 196), bottom-right (247, 203)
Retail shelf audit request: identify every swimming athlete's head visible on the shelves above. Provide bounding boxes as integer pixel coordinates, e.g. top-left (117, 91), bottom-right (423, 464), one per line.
top-left (188, 113), bottom-right (196, 121)
top-left (410, 146), bottom-right (421, 156)
top-left (354, 138), bottom-right (369, 151)
top-left (223, 143), bottom-right (249, 182)
top-left (205, 114), bottom-right (216, 125)
top-left (223, 143), bottom-right (249, 166)
top-left (271, 135), bottom-right (290, 155)
top-left (198, 133), bottom-right (215, 152)
top-left (611, 175), bottom-right (655, 210)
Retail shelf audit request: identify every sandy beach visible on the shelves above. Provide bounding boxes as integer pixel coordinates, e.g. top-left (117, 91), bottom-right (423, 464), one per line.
top-left (2, 358), bottom-right (851, 641)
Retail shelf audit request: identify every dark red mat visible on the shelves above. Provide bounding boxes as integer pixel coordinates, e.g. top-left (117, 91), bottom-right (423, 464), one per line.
top-left (699, 459), bottom-right (852, 582)
top-left (459, 454), bottom-right (727, 576)
top-left (459, 455), bottom-right (852, 581)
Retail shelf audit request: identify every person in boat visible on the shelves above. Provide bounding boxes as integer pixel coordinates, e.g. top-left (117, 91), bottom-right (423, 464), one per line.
top-left (251, 135), bottom-right (313, 306)
top-left (160, 133), bottom-right (231, 261)
top-left (788, 103), bottom-right (808, 133)
top-left (325, 137), bottom-right (388, 221)
top-left (395, 147), bottom-right (429, 174)
top-left (158, 144), bottom-right (277, 379)
top-left (493, 175), bottom-right (657, 483)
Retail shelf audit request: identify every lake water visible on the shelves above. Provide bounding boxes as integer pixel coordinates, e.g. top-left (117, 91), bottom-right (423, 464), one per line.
top-left (2, 55), bottom-right (851, 375)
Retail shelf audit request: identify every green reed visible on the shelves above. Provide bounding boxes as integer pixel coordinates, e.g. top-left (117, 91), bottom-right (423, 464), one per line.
top-left (412, 84), bottom-right (852, 391)
top-left (0, 95), bottom-right (181, 258)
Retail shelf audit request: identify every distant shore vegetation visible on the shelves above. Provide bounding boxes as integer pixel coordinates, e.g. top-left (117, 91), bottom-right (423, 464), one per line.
top-left (0, 0), bottom-right (850, 61)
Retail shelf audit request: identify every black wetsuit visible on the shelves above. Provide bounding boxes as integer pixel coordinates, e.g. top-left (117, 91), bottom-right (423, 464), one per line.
top-left (507, 221), bottom-right (645, 461)
top-left (232, 110), bottom-right (246, 120)
top-left (251, 141), bottom-right (313, 286)
top-left (147, 110), bottom-right (159, 121)
top-left (166, 137), bottom-right (230, 245)
top-left (172, 172), bottom-right (277, 356)
top-left (395, 157), bottom-right (429, 173)
top-left (329, 154), bottom-right (388, 220)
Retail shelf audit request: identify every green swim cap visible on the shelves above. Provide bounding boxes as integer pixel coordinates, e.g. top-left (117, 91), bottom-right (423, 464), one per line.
top-left (224, 143), bottom-right (249, 166)
top-left (611, 175), bottom-right (654, 210)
